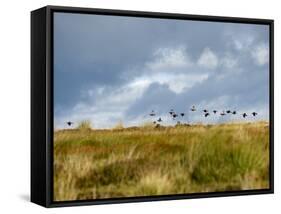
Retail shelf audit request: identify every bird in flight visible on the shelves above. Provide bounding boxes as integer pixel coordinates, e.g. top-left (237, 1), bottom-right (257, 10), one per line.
top-left (180, 113), bottom-right (185, 117)
top-left (213, 110), bottom-right (217, 114)
top-left (232, 111), bottom-right (237, 115)
top-left (157, 117), bottom-right (162, 122)
top-left (203, 109), bottom-right (208, 113)
top-left (220, 111), bottom-right (226, 116)
top-left (252, 112), bottom-right (258, 116)
top-left (67, 121), bottom-right (73, 126)
top-left (172, 113), bottom-right (178, 119)
top-left (204, 112), bottom-right (210, 117)
top-left (149, 110), bottom-right (156, 116)
top-left (191, 106), bottom-right (196, 111)
top-left (242, 113), bottom-right (247, 118)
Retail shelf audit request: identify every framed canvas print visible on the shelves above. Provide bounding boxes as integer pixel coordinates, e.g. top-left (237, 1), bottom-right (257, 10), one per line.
top-left (31, 5), bottom-right (274, 207)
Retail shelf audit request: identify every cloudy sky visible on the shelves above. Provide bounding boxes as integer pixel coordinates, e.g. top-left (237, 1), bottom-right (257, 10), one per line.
top-left (54, 12), bottom-right (269, 129)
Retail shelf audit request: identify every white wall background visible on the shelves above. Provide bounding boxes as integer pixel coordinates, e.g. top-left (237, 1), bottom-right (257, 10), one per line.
top-left (0, 0), bottom-right (279, 212)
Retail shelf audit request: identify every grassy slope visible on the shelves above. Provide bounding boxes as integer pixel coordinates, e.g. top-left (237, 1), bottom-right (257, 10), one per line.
top-left (54, 122), bottom-right (269, 201)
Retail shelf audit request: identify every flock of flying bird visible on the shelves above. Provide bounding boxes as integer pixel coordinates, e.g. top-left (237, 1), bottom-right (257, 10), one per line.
top-left (65, 105), bottom-right (258, 127)
top-left (148, 105), bottom-right (258, 125)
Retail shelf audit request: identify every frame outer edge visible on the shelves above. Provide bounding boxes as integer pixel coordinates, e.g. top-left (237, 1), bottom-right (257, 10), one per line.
top-left (46, 6), bottom-right (52, 207)
top-left (40, 5), bottom-right (274, 207)
top-left (270, 20), bottom-right (274, 193)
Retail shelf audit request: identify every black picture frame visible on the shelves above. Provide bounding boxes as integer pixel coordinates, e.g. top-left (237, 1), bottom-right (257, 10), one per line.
top-left (31, 5), bottom-right (274, 208)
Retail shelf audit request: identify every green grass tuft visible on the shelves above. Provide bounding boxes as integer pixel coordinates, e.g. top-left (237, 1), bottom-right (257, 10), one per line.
top-left (77, 120), bottom-right (92, 130)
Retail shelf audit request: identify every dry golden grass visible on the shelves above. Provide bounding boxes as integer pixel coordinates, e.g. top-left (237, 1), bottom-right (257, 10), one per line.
top-left (53, 121), bottom-right (270, 201)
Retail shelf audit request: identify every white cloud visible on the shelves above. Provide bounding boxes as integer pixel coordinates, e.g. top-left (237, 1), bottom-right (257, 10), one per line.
top-left (198, 47), bottom-right (218, 69)
top-left (55, 80), bottom-right (151, 129)
top-left (223, 29), bottom-right (255, 52)
top-left (146, 46), bottom-right (192, 70)
top-left (220, 53), bottom-right (238, 69)
top-left (251, 43), bottom-right (269, 66)
top-left (136, 45), bottom-right (209, 94)
top-left (131, 72), bottom-right (208, 94)
top-left (233, 36), bottom-right (254, 51)
top-left (226, 33), bottom-right (268, 66)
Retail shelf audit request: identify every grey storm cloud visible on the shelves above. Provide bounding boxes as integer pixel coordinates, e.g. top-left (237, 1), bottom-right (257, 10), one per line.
top-left (53, 12), bottom-right (270, 128)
